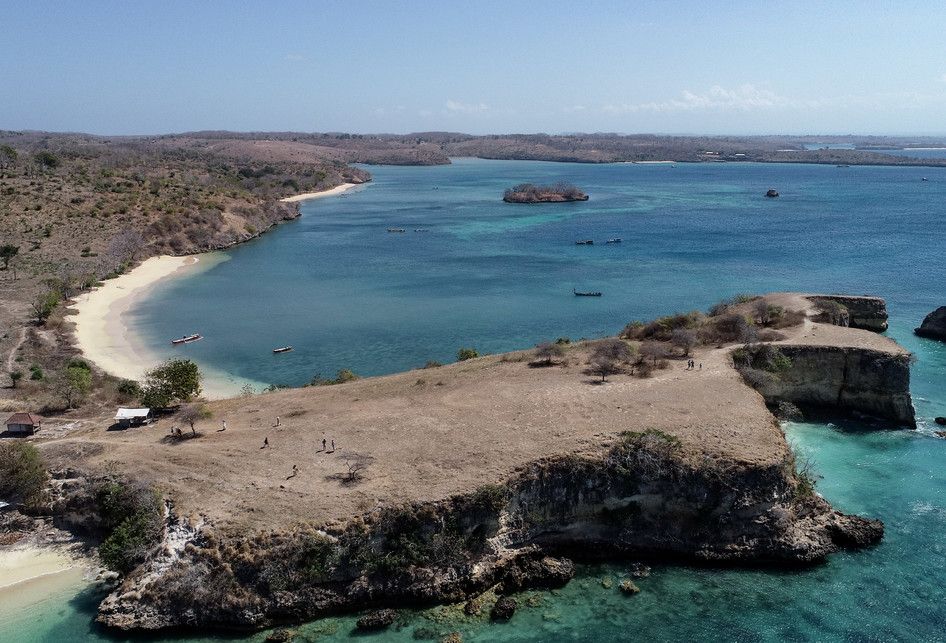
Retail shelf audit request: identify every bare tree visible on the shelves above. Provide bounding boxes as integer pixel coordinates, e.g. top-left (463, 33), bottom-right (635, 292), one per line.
top-left (589, 339), bottom-right (633, 382)
top-left (338, 451), bottom-right (374, 484)
top-left (534, 341), bottom-right (565, 365)
top-left (106, 229), bottom-right (146, 268)
top-left (640, 341), bottom-right (668, 365)
top-left (739, 319), bottom-right (759, 348)
top-left (178, 402), bottom-right (211, 436)
top-left (670, 329), bottom-right (697, 357)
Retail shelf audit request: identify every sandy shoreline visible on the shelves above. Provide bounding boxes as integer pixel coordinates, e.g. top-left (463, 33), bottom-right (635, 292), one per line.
top-left (0, 545), bottom-right (84, 590)
top-left (279, 182), bottom-right (359, 202)
top-left (67, 255), bottom-right (203, 384)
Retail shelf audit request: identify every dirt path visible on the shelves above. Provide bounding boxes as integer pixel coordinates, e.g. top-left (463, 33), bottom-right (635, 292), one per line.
top-left (4, 326), bottom-right (26, 380)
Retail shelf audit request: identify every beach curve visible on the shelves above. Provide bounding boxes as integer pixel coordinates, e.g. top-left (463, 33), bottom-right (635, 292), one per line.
top-left (66, 255), bottom-right (202, 384)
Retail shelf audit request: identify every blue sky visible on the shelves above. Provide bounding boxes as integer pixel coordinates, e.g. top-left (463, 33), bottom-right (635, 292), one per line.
top-left (2, 1), bottom-right (945, 135)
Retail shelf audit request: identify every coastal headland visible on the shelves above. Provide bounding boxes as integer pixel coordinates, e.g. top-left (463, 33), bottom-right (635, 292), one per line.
top-left (21, 292), bottom-right (912, 632)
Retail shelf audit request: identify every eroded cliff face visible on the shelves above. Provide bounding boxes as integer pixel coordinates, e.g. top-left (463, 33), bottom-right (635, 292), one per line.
top-left (96, 432), bottom-right (880, 632)
top-left (811, 295), bottom-right (889, 332)
top-left (744, 345), bottom-right (915, 427)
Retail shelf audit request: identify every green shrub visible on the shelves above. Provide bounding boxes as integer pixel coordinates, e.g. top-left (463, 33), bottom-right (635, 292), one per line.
top-left (457, 347), bottom-right (479, 361)
top-left (116, 379), bottom-right (142, 399)
top-left (95, 480), bottom-right (163, 574)
top-left (0, 442), bottom-right (47, 506)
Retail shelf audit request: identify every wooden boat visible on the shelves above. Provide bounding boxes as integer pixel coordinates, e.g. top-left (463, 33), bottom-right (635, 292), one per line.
top-left (171, 334), bottom-right (202, 345)
top-left (387, 228), bottom-right (406, 233)
top-left (765, 189), bottom-right (779, 198)
top-left (606, 238), bottom-right (622, 244)
top-left (272, 346), bottom-right (293, 354)
top-left (574, 289), bottom-right (602, 297)
top-left (575, 239), bottom-right (594, 245)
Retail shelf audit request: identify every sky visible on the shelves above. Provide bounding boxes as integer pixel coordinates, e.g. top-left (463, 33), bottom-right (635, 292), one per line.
top-left (2, 0), bottom-right (946, 136)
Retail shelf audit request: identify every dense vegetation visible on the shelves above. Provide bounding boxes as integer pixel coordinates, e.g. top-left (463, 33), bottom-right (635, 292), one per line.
top-left (0, 441), bottom-right (47, 506)
top-left (502, 182), bottom-right (588, 203)
top-left (94, 479), bottom-right (164, 573)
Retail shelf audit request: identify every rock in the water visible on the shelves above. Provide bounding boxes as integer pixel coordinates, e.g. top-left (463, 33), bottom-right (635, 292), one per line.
top-left (440, 633), bottom-right (463, 643)
top-left (628, 562), bottom-right (651, 578)
top-left (935, 431), bottom-right (946, 439)
top-left (490, 597), bottom-right (517, 622)
top-left (935, 417), bottom-right (946, 426)
top-left (765, 189), bottom-right (779, 197)
top-left (265, 629), bottom-right (295, 643)
top-left (463, 597), bottom-right (482, 616)
top-left (619, 579), bottom-right (641, 595)
top-left (915, 307), bottom-right (946, 342)
top-left (496, 555), bottom-right (575, 593)
top-left (773, 401), bottom-right (805, 421)
top-left (356, 609), bottom-right (397, 631)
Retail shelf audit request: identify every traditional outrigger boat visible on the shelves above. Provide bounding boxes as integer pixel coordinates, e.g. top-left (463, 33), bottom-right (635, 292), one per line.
top-left (606, 238), bottom-right (622, 244)
top-left (387, 228), bottom-right (406, 233)
top-left (272, 346), bottom-right (293, 354)
top-left (573, 289), bottom-right (602, 297)
top-left (170, 334), bottom-right (202, 345)
top-left (575, 239), bottom-right (594, 245)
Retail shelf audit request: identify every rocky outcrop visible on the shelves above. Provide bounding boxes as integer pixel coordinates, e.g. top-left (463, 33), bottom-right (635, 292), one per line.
top-left (810, 296), bottom-right (889, 332)
top-left (96, 431), bottom-right (882, 632)
top-left (740, 345), bottom-right (915, 427)
top-left (914, 307), bottom-right (946, 342)
top-left (356, 609), bottom-right (397, 631)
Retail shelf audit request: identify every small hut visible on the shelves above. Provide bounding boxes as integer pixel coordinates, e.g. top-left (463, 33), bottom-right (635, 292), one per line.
top-left (114, 408), bottom-right (153, 428)
top-left (5, 413), bottom-right (42, 435)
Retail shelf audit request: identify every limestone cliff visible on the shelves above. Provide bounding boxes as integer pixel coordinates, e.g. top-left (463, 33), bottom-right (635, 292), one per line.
top-left (811, 295), bottom-right (889, 332)
top-left (740, 345), bottom-right (915, 427)
top-left (96, 432), bottom-right (879, 632)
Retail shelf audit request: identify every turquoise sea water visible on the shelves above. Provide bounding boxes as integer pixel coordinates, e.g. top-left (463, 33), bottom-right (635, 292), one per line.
top-left (6, 159), bottom-right (946, 641)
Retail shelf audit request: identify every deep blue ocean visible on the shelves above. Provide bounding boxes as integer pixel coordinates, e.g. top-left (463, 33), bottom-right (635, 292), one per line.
top-left (4, 159), bottom-right (946, 641)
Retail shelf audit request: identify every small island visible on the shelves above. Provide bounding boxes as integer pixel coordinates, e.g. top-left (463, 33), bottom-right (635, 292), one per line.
top-left (503, 182), bottom-right (589, 203)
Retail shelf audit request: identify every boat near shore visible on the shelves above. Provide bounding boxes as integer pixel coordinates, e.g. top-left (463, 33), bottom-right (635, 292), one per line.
top-left (573, 288), bottom-right (602, 297)
top-left (170, 334), bottom-right (202, 345)
top-left (272, 346), bottom-right (293, 354)
top-left (575, 239), bottom-right (594, 245)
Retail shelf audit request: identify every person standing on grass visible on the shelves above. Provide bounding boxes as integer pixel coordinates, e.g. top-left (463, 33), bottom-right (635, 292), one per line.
top-left (275, 416), bottom-right (280, 427)
top-left (331, 439), bottom-right (335, 452)
top-left (221, 419), bottom-right (227, 431)
top-left (322, 438), bottom-right (326, 451)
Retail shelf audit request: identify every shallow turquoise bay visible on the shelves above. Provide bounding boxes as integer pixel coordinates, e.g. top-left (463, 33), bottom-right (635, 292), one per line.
top-left (6, 159), bottom-right (946, 641)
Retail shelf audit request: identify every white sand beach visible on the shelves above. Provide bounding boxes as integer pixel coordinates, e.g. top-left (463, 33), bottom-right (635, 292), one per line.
top-left (0, 546), bottom-right (82, 591)
top-left (67, 255), bottom-right (202, 383)
top-left (279, 182), bottom-right (359, 202)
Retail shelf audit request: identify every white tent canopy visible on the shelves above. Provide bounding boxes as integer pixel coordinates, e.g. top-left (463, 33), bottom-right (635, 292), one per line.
top-left (115, 408), bottom-right (151, 421)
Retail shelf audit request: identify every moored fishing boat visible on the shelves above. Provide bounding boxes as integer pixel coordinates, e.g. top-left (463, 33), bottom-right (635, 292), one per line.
top-left (573, 288), bottom-right (602, 297)
top-left (170, 334), bottom-right (202, 345)
top-left (575, 239), bottom-right (594, 245)
top-left (272, 346), bottom-right (293, 353)
top-left (606, 238), bottom-right (622, 244)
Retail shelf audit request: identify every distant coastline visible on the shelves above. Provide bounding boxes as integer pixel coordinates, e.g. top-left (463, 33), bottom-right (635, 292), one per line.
top-left (279, 182), bottom-right (360, 202)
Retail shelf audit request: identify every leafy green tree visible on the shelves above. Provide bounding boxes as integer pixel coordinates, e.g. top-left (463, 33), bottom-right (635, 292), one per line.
top-left (0, 442), bottom-right (47, 506)
top-left (60, 364), bottom-right (92, 407)
top-left (0, 244), bottom-right (18, 270)
top-left (0, 144), bottom-right (17, 170)
top-left (141, 359), bottom-right (201, 409)
top-left (31, 288), bottom-right (61, 324)
top-left (33, 151), bottom-right (60, 170)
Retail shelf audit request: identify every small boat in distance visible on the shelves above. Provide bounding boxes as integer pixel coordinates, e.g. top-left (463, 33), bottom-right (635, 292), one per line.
top-left (606, 238), bottom-right (622, 244)
top-left (574, 289), bottom-right (602, 297)
top-left (272, 346), bottom-right (293, 354)
top-left (387, 228), bottom-right (406, 233)
top-left (170, 334), bottom-right (202, 345)
top-left (575, 239), bottom-right (594, 245)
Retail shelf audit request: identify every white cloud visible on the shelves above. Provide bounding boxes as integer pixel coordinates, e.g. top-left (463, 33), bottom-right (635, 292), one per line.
top-left (603, 84), bottom-right (804, 114)
top-left (445, 99), bottom-right (489, 114)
